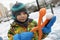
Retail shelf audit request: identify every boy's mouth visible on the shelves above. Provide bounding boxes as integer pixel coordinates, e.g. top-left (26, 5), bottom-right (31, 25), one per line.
top-left (21, 19), bottom-right (25, 20)
top-left (19, 19), bottom-right (26, 21)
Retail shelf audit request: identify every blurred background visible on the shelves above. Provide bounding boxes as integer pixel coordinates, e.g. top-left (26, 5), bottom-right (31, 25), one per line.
top-left (0, 0), bottom-right (60, 22)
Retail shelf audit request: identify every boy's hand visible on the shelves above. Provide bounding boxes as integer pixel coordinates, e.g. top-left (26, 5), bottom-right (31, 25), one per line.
top-left (42, 16), bottom-right (56, 34)
top-left (13, 32), bottom-right (34, 40)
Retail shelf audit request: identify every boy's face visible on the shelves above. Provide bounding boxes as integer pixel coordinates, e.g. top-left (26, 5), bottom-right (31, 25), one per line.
top-left (16, 12), bottom-right (28, 22)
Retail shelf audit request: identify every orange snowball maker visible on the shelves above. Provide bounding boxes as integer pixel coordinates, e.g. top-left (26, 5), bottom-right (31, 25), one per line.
top-left (31, 8), bottom-right (50, 40)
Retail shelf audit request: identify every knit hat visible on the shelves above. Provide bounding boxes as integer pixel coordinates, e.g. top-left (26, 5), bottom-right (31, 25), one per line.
top-left (11, 3), bottom-right (29, 19)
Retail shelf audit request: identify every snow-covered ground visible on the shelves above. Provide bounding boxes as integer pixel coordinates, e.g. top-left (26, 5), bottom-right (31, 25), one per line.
top-left (0, 6), bottom-right (60, 40)
top-left (42, 6), bottom-right (60, 40)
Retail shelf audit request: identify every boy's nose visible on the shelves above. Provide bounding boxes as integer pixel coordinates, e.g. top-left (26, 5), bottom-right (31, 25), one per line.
top-left (21, 15), bottom-right (25, 17)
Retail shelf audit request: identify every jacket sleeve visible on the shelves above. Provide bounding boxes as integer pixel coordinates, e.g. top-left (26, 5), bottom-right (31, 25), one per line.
top-left (8, 23), bottom-right (15, 40)
top-left (8, 27), bottom-right (14, 40)
top-left (32, 20), bottom-right (37, 27)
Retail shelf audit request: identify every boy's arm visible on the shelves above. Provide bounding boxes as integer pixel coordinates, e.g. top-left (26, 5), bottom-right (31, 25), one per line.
top-left (8, 34), bottom-right (13, 40)
top-left (8, 26), bottom-right (15, 40)
top-left (42, 16), bottom-right (56, 39)
top-left (32, 20), bottom-right (38, 40)
top-left (13, 32), bottom-right (34, 40)
top-left (42, 16), bottom-right (56, 34)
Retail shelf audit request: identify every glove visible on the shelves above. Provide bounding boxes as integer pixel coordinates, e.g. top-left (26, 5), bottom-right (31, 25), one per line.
top-left (13, 32), bottom-right (34, 40)
top-left (0, 37), bottom-right (3, 40)
top-left (42, 16), bottom-right (56, 34)
top-left (13, 34), bottom-right (20, 40)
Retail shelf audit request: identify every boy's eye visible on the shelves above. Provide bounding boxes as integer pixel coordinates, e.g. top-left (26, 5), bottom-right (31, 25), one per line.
top-left (17, 13), bottom-right (21, 15)
top-left (23, 13), bottom-right (27, 15)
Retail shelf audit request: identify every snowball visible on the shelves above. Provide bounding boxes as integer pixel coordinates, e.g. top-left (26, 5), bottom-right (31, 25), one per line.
top-left (46, 13), bottom-right (53, 19)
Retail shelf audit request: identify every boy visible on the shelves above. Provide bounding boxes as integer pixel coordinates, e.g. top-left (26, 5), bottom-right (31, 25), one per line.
top-left (8, 2), bottom-right (56, 40)
top-left (8, 3), bottom-right (37, 40)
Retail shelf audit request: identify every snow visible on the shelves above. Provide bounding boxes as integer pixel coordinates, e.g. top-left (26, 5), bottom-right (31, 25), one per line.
top-left (0, 19), bottom-right (14, 40)
top-left (0, 6), bottom-right (60, 40)
top-left (43, 6), bottom-right (60, 40)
